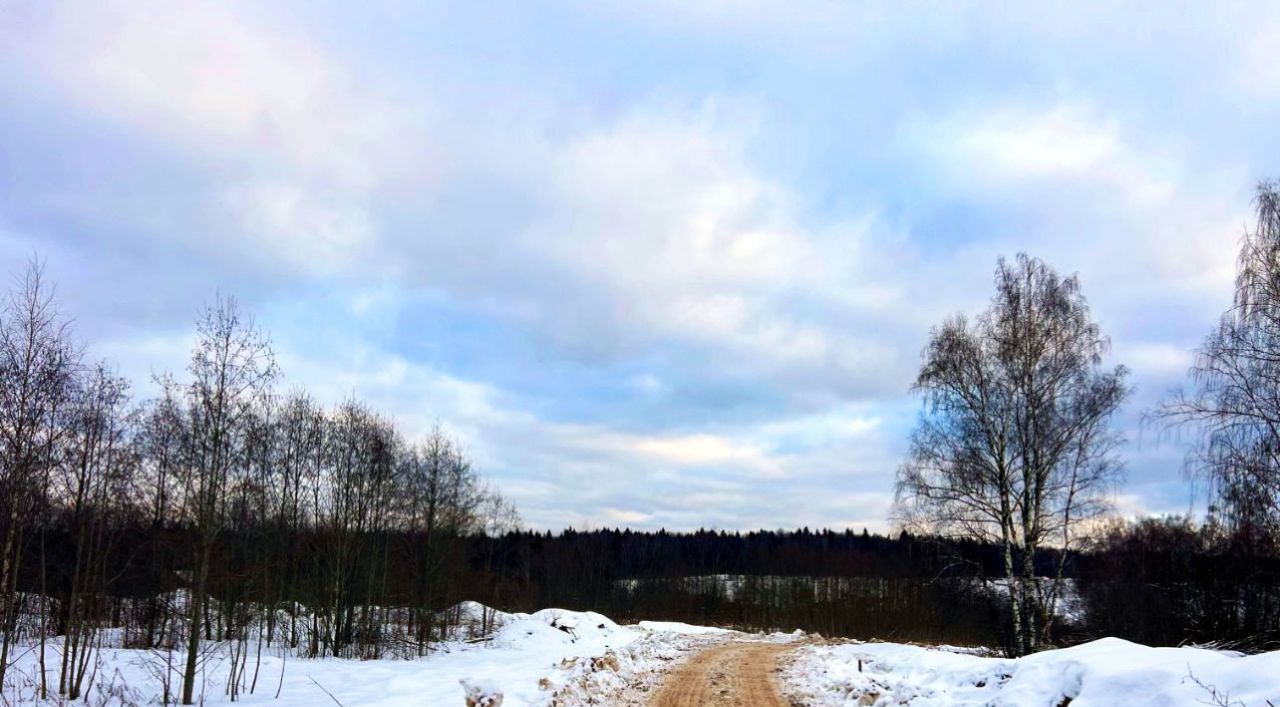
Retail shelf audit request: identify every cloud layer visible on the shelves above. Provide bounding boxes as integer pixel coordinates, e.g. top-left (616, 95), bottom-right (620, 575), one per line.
top-left (5, 0), bottom-right (1280, 529)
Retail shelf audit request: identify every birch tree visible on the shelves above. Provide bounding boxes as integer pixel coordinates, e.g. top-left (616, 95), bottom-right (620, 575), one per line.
top-left (1158, 181), bottom-right (1280, 536)
top-left (896, 253), bottom-right (1128, 655)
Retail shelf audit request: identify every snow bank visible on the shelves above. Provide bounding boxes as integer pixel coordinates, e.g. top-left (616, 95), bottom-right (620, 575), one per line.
top-left (636, 620), bottom-right (737, 635)
top-left (2, 605), bottom-right (720, 706)
top-left (784, 637), bottom-right (1280, 706)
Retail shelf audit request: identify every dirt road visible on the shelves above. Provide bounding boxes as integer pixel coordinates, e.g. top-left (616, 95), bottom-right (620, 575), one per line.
top-left (650, 642), bottom-right (794, 707)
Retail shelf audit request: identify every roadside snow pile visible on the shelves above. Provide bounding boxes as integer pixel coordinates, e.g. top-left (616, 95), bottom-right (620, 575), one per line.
top-left (783, 637), bottom-right (1280, 706)
top-left (539, 624), bottom-right (733, 706)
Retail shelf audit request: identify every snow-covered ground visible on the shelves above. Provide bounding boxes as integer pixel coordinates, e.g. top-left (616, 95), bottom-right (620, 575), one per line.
top-left (782, 637), bottom-right (1280, 706)
top-left (2, 607), bottom-right (730, 706)
top-left (6, 603), bottom-right (1280, 705)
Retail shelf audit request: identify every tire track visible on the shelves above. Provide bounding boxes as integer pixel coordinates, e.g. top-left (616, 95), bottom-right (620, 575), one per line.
top-left (650, 642), bottom-right (793, 707)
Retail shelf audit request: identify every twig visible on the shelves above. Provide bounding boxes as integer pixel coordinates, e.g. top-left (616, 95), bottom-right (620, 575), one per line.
top-left (308, 676), bottom-right (344, 706)
top-left (1184, 667), bottom-right (1245, 707)
top-left (275, 643), bottom-right (286, 700)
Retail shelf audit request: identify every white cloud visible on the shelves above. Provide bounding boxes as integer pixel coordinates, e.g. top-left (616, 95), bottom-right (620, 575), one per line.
top-left (223, 181), bottom-right (376, 275)
top-left (3, 0), bottom-right (429, 291)
top-left (257, 332), bottom-right (906, 529)
top-left (1232, 26), bottom-right (1280, 103)
top-left (918, 103), bottom-right (1175, 207)
top-left (756, 406), bottom-right (883, 448)
top-left (629, 433), bottom-right (776, 471)
top-left (602, 507), bottom-right (653, 524)
top-left (913, 101), bottom-right (1246, 315)
top-left (6, 1), bottom-right (912, 401)
top-left (1119, 342), bottom-right (1193, 380)
top-left (627, 373), bottom-right (669, 399)
top-left (493, 104), bottom-right (914, 397)
top-left (9, 0), bottom-right (1277, 532)
top-left (8, 0), bottom-right (915, 397)
top-left (89, 332), bottom-right (195, 397)
top-left (10, 1), bottom-right (414, 190)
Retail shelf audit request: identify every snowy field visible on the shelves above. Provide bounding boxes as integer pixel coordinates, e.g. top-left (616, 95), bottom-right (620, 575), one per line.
top-left (4, 604), bottom-right (1279, 705)
top-left (783, 637), bottom-right (1280, 706)
top-left (1, 606), bottom-right (729, 706)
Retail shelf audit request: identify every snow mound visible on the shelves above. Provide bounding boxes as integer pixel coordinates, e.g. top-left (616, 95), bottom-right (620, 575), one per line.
top-left (784, 636), bottom-right (1280, 706)
top-left (490, 608), bottom-right (635, 650)
top-left (438, 600), bottom-right (527, 641)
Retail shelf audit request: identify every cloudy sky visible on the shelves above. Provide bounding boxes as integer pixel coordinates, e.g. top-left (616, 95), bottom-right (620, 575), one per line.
top-left (3, 1), bottom-right (1279, 531)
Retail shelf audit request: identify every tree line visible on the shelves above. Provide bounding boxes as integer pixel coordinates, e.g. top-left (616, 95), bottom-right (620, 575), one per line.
top-left (1078, 516), bottom-right (1279, 651)
top-left (0, 268), bottom-right (516, 703)
top-left (476, 526), bottom-right (1043, 646)
top-left (470, 522), bottom-right (1275, 652)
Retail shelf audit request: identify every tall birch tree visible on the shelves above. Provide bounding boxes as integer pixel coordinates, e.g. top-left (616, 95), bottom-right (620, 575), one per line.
top-left (896, 254), bottom-right (1128, 655)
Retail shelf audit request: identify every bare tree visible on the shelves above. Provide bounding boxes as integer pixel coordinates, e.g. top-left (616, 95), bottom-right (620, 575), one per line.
top-left (274, 390), bottom-right (324, 649)
top-left (400, 427), bottom-right (483, 652)
top-left (0, 259), bottom-right (528, 698)
top-left (896, 253), bottom-right (1128, 655)
top-left (55, 364), bottom-right (135, 700)
top-left (1158, 181), bottom-right (1280, 536)
top-left (0, 259), bottom-right (79, 688)
top-left (315, 399), bottom-right (398, 658)
top-left (176, 296), bottom-right (278, 704)
top-left (136, 378), bottom-right (187, 652)
top-left (475, 484), bottom-right (521, 635)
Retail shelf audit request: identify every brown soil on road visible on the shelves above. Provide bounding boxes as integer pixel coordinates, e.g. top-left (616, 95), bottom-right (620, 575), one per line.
top-left (650, 642), bottom-right (794, 707)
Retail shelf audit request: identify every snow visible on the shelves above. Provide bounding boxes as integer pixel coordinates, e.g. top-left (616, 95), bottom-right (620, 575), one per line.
top-left (6, 601), bottom-right (1279, 705)
top-left (534, 625), bottom-right (728, 706)
top-left (635, 620), bottom-right (737, 635)
top-left (441, 600), bottom-right (528, 641)
top-left (782, 636), bottom-right (1280, 706)
top-left (981, 577), bottom-right (1087, 625)
top-left (1, 606), bottom-right (719, 706)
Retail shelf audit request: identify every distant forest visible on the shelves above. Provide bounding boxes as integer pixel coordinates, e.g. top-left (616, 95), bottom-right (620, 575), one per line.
top-left (13, 520), bottom-right (1280, 656)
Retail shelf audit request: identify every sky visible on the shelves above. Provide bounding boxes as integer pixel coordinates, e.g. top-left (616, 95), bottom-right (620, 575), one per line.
top-left (3, 1), bottom-right (1280, 531)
